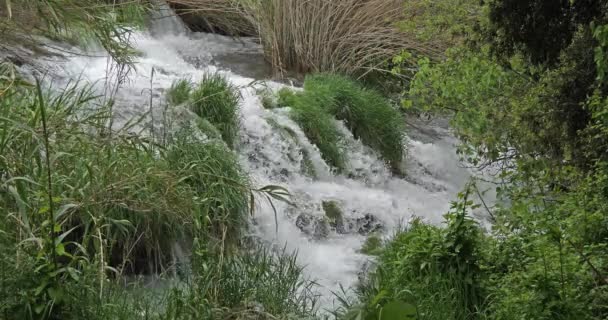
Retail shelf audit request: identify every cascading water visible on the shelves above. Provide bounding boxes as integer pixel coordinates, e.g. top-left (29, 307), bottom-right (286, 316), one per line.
top-left (24, 5), bottom-right (494, 311)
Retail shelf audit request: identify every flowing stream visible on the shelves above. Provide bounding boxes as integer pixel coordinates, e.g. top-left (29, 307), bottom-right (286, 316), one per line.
top-left (19, 7), bottom-right (494, 311)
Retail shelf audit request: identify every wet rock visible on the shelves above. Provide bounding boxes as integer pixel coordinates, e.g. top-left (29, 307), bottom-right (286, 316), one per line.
top-left (322, 200), bottom-right (345, 233)
top-left (295, 213), bottom-right (312, 231)
top-left (313, 218), bottom-right (331, 240)
top-left (295, 213), bottom-right (330, 240)
top-left (279, 168), bottom-right (290, 177)
top-left (354, 214), bottom-right (383, 235)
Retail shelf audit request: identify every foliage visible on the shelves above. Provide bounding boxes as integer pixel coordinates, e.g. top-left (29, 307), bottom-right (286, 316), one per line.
top-left (350, 187), bottom-right (484, 320)
top-left (165, 135), bottom-right (250, 248)
top-left (365, 1), bottom-right (608, 319)
top-left (190, 73), bottom-right (241, 148)
top-left (359, 234), bottom-right (382, 256)
top-left (399, 0), bottom-right (481, 50)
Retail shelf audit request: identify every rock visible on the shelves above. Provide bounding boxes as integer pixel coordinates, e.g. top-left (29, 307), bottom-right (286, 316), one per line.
top-left (322, 200), bottom-right (345, 233)
top-left (295, 213), bottom-right (330, 240)
top-left (295, 213), bottom-right (312, 231)
top-left (313, 218), bottom-right (331, 240)
top-left (355, 214), bottom-right (383, 235)
top-left (279, 168), bottom-right (290, 177)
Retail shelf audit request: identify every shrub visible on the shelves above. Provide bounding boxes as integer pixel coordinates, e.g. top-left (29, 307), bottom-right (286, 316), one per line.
top-left (348, 190), bottom-right (486, 320)
top-left (190, 73), bottom-right (240, 148)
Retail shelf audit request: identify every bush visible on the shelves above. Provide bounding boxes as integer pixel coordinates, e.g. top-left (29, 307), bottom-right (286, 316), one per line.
top-left (190, 73), bottom-right (240, 148)
top-left (344, 187), bottom-right (486, 320)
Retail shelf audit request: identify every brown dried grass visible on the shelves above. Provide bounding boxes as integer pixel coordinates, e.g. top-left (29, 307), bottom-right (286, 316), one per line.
top-left (169, 0), bottom-right (444, 77)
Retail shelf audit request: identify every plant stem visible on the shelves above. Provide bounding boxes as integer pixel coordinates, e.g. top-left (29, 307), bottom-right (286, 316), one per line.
top-left (36, 79), bottom-right (57, 269)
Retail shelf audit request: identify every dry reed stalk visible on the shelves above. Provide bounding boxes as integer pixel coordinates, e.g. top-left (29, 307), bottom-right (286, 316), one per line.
top-left (167, 0), bottom-right (255, 35)
top-left (240, 0), bottom-right (444, 76)
top-left (167, 0), bottom-right (443, 76)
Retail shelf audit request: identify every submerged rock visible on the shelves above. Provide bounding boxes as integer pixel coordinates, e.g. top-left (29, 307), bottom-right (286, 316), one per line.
top-left (322, 200), bottom-right (345, 233)
top-left (295, 213), bottom-right (330, 240)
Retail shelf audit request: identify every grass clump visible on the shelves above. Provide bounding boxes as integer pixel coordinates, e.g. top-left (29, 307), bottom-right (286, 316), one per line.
top-left (166, 134), bottom-right (250, 247)
top-left (190, 73), bottom-right (240, 148)
top-left (288, 92), bottom-right (347, 172)
top-left (167, 78), bottom-right (194, 106)
top-left (276, 74), bottom-right (406, 173)
top-left (322, 200), bottom-right (343, 223)
top-left (359, 234), bottom-right (382, 255)
top-left (304, 74), bottom-right (405, 173)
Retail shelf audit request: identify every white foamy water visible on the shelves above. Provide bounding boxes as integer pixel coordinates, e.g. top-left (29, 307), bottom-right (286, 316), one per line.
top-left (27, 9), bottom-right (494, 311)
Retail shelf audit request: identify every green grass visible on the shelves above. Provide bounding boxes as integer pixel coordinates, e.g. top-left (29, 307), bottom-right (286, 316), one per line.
top-left (0, 66), bottom-right (288, 319)
top-left (304, 74), bottom-right (406, 173)
top-left (359, 234), bottom-right (382, 255)
top-left (190, 73), bottom-right (241, 148)
top-left (196, 245), bottom-right (319, 318)
top-left (167, 78), bottom-right (194, 106)
top-left (275, 74), bottom-right (406, 174)
top-left (165, 133), bottom-right (250, 248)
top-left (289, 92), bottom-right (347, 172)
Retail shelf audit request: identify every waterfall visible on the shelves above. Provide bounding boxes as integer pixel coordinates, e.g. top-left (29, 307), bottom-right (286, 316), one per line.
top-left (148, 0), bottom-right (190, 37)
top-left (28, 3), bottom-right (494, 310)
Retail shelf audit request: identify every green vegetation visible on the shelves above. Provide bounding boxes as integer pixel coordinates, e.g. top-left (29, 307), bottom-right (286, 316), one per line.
top-left (343, 0), bottom-right (608, 319)
top-left (0, 61), bottom-right (318, 319)
top-left (359, 234), bottom-right (382, 256)
top-left (322, 200), bottom-right (343, 226)
top-left (277, 74), bottom-right (405, 173)
top-left (167, 78), bottom-right (193, 106)
top-left (304, 74), bottom-right (405, 172)
top-left (190, 73), bottom-right (241, 148)
top-left (288, 93), bottom-right (346, 172)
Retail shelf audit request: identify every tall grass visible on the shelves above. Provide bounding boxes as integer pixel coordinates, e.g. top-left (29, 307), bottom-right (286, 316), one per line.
top-left (0, 0), bottom-right (149, 66)
top-left (240, 0), bottom-right (441, 76)
top-left (190, 73), bottom-right (240, 148)
top-left (165, 133), bottom-right (250, 248)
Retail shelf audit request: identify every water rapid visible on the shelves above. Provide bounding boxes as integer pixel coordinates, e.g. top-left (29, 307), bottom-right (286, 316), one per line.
top-left (22, 8), bottom-right (493, 310)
